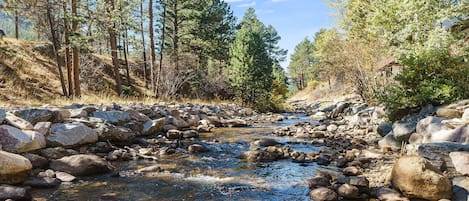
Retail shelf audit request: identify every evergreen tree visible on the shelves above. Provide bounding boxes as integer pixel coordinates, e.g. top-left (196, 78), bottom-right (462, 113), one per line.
top-left (229, 8), bottom-right (273, 110)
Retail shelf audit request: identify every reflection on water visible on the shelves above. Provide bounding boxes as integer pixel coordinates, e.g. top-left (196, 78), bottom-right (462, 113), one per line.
top-left (32, 114), bottom-right (331, 201)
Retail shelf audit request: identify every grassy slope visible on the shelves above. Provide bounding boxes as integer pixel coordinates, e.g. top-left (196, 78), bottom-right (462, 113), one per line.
top-left (0, 38), bottom-right (153, 105)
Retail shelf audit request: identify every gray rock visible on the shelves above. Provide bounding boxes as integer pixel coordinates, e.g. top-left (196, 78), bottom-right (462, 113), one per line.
top-left (450, 152), bottom-right (469, 175)
top-left (39, 147), bottom-right (78, 159)
top-left (240, 150), bottom-right (279, 162)
top-left (343, 166), bottom-right (361, 176)
top-left (452, 176), bottom-right (469, 201)
top-left (413, 142), bottom-right (469, 168)
top-left (188, 144), bottom-right (209, 154)
top-left (309, 187), bottom-right (338, 201)
top-left (50, 154), bottom-right (113, 176)
top-left (22, 153), bottom-right (48, 169)
top-left (47, 122), bottom-right (98, 147)
top-left (92, 110), bottom-right (130, 125)
top-left (377, 122), bottom-right (393, 137)
top-left (166, 129), bottom-right (182, 139)
top-left (5, 112), bottom-right (34, 130)
top-left (0, 151), bottom-right (32, 184)
top-left (0, 185), bottom-right (32, 201)
top-left (13, 109), bottom-right (53, 125)
top-left (142, 118), bottom-right (165, 136)
top-left (308, 176), bottom-right (331, 189)
top-left (34, 121), bottom-right (52, 136)
top-left (95, 123), bottom-right (135, 143)
top-left (55, 171), bottom-right (76, 182)
top-left (416, 116), bottom-right (446, 134)
top-left (253, 138), bottom-right (280, 147)
top-left (50, 108), bottom-right (71, 123)
top-left (379, 133), bottom-right (401, 150)
top-left (376, 187), bottom-right (409, 201)
top-left (392, 121), bottom-right (417, 142)
top-left (338, 184), bottom-right (360, 199)
top-left (348, 176), bottom-right (369, 189)
top-left (223, 119), bottom-right (248, 127)
top-left (0, 125), bottom-right (46, 153)
top-left (23, 177), bottom-right (60, 188)
top-left (391, 156), bottom-right (452, 200)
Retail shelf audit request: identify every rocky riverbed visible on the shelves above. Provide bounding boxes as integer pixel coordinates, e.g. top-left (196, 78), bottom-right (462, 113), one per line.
top-left (1, 98), bottom-right (468, 201)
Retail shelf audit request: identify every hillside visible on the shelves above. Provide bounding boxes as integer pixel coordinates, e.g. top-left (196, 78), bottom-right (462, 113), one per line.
top-left (0, 38), bottom-right (152, 104)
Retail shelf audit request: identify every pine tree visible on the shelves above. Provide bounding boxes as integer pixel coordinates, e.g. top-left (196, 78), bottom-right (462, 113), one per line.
top-left (229, 8), bottom-right (272, 110)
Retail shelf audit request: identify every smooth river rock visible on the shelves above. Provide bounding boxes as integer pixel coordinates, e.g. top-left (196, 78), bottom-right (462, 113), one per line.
top-left (391, 156), bottom-right (452, 200)
top-left (0, 151), bottom-right (32, 184)
top-left (309, 187), bottom-right (338, 201)
top-left (0, 184), bottom-right (32, 201)
top-left (50, 154), bottom-right (113, 176)
top-left (5, 112), bottom-right (34, 130)
top-left (0, 125), bottom-right (46, 153)
top-left (47, 122), bottom-right (98, 147)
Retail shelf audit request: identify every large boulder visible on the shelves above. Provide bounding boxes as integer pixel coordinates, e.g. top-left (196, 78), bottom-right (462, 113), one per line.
top-left (463, 108), bottom-right (469, 121)
top-left (391, 156), bottom-right (452, 200)
top-left (450, 152), bottom-right (469, 175)
top-left (409, 142), bottom-right (469, 168)
top-left (167, 116), bottom-right (190, 129)
top-left (50, 154), bottom-right (113, 176)
top-left (0, 125), bottom-right (46, 153)
top-left (0, 185), bottom-right (32, 201)
top-left (47, 122), bottom-right (98, 147)
top-left (92, 110), bottom-right (130, 125)
top-left (141, 118), bottom-right (165, 136)
top-left (5, 113), bottom-right (34, 130)
top-left (0, 151), bottom-right (32, 184)
top-left (95, 123), bottom-right (135, 143)
top-left (392, 121), bottom-right (417, 142)
top-left (13, 109), bottom-right (53, 125)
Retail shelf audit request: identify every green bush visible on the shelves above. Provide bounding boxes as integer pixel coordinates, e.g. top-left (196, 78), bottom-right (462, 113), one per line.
top-left (377, 49), bottom-right (469, 121)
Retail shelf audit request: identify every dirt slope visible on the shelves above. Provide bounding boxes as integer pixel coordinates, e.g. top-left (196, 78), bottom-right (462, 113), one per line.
top-left (0, 38), bottom-right (152, 104)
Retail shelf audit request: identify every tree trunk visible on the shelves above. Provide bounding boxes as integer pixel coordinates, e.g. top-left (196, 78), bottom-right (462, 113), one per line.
top-left (156, 2), bottom-right (166, 96)
top-left (140, 0), bottom-right (148, 88)
top-left (72, 0), bottom-right (81, 97)
top-left (110, 30), bottom-right (122, 95)
top-left (123, 29), bottom-right (131, 86)
top-left (63, 1), bottom-right (73, 96)
top-left (15, 10), bottom-right (19, 39)
top-left (46, 0), bottom-right (68, 97)
top-left (149, 0), bottom-right (156, 95)
top-left (172, 0), bottom-right (179, 74)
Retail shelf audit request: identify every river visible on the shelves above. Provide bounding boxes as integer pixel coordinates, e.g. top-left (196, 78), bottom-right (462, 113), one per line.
top-left (32, 114), bottom-right (337, 201)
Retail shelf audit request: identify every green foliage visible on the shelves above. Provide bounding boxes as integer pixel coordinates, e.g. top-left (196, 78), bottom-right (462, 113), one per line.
top-left (287, 37), bottom-right (316, 90)
top-left (228, 8), bottom-right (273, 111)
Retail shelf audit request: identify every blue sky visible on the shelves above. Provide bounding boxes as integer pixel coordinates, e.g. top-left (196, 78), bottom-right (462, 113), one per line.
top-left (224, 0), bottom-right (336, 67)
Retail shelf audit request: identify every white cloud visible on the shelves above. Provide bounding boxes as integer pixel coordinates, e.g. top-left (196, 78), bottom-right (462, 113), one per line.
top-left (238, 1), bottom-right (256, 7)
top-left (272, 0), bottom-right (287, 2)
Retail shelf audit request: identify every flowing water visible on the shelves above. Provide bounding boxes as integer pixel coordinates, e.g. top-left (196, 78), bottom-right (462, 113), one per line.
top-left (32, 114), bottom-right (336, 201)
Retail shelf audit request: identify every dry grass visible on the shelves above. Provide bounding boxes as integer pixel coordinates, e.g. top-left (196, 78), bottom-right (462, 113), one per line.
top-left (0, 37), bottom-right (155, 106)
top-left (288, 82), bottom-right (357, 105)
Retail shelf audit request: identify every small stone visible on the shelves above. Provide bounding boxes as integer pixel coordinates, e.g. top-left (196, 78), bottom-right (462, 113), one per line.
top-left (309, 187), bottom-right (338, 201)
top-left (343, 166), bottom-right (361, 176)
top-left (188, 144), bottom-right (209, 154)
top-left (337, 184), bottom-right (360, 199)
top-left (55, 171), bottom-right (76, 182)
top-left (308, 176), bottom-right (331, 189)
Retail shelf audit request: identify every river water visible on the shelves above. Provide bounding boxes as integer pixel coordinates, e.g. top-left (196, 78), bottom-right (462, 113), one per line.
top-left (32, 114), bottom-right (336, 201)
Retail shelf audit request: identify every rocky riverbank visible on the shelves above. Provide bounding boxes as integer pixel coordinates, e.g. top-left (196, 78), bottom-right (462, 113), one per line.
top-left (1, 98), bottom-right (468, 201)
top-left (0, 102), bottom-right (264, 200)
top-left (288, 97), bottom-right (469, 201)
